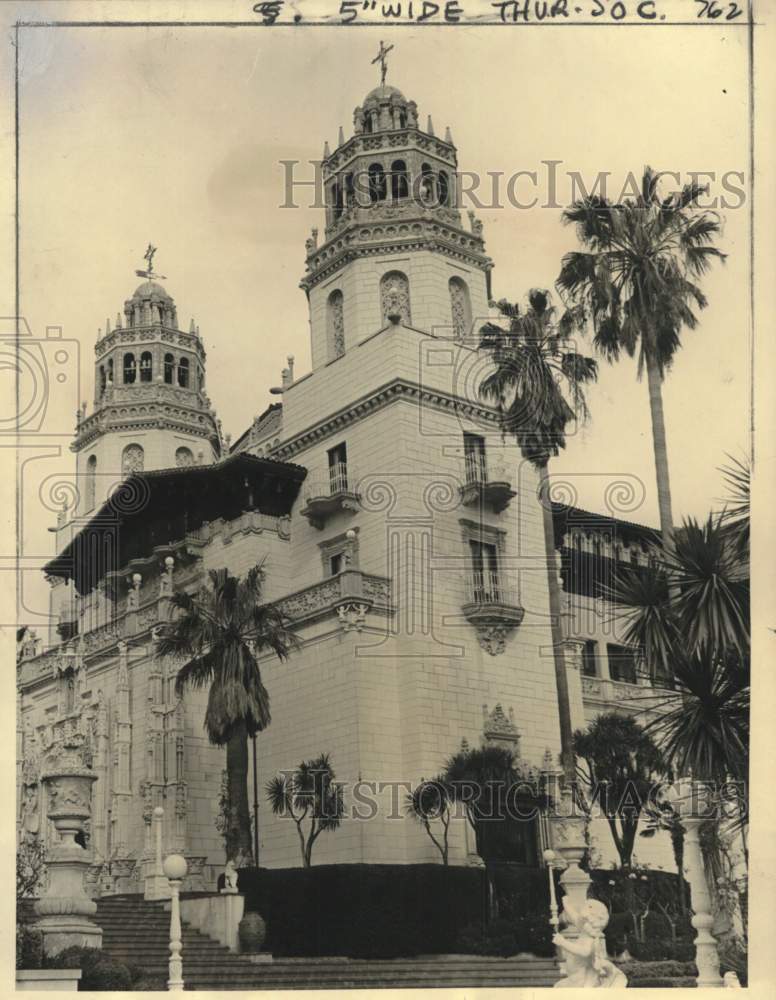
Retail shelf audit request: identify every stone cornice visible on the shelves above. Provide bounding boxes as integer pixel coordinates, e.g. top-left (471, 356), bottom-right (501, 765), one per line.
top-left (323, 128), bottom-right (456, 177)
top-left (95, 326), bottom-right (205, 361)
top-left (302, 233), bottom-right (492, 293)
top-left (273, 377), bottom-right (499, 461)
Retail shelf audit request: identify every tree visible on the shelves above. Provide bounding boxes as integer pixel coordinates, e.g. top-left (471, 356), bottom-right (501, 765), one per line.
top-left (157, 562), bottom-right (299, 866)
top-left (479, 291), bottom-right (597, 783)
top-left (611, 488), bottom-right (749, 786)
top-left (405, 776), bottom-right (453, 865)
top-left (557, 167), bottom-right (725, 541)
top-left (16, 837), bottom-right (45, 900)
top-left (265, 753), bottom-right (344, 867)
top-left (574, 713), bottom-right (667, 869)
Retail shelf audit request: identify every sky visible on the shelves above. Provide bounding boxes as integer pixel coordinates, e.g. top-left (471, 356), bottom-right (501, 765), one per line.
top-left (10, 18), bottom-right (751, 623)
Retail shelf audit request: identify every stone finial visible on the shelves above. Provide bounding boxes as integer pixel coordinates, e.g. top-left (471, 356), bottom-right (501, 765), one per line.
top-left (338, 125), bottom-right (345, 146)
top-left (189, 318), bottom-right (196, 333)
top-left (323, 140), bottom-right (331, 159)
top-left (426, 114), bottom-right (435, 136)
top-left (116, 312), bottom-right (122, 330)
top-left (105, 317), bottom-right (111, 334)
top-left (445, 125), bottom-right (453, 144)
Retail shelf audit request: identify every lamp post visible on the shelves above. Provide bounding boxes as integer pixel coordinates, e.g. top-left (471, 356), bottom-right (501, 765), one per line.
top-left (163, 853), bottom-right (188, 990)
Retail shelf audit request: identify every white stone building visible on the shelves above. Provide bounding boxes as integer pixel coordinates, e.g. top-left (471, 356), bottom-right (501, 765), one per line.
top-left (17, 75), bottom-right (677, 894)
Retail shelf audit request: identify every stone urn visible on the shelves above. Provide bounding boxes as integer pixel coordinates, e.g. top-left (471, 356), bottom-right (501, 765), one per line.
top-left (238, 912), bottom-right (267, 953)
top-left (34, 735), bottom-right (102, 955)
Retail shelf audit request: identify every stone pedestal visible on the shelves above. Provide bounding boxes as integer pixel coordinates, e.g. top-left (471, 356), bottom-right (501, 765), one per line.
top-left (549, 785), bottom-right (592, 966)
top-left (674, 779), bottom-right (723, 988)
top-left (34, 735), bottom-right (102, 956)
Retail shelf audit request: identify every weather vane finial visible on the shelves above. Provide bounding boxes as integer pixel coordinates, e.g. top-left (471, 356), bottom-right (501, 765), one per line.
top-left (371, 40), bottom-right (394, 88)
top-left (135, 243), bottom-right (167, 281)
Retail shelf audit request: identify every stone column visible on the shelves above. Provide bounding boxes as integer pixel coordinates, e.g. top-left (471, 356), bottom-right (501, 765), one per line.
top-left (144, 806), bottom-right (171, 900)
top-left (673, 778), bottom-right (723, 988)
top-left (34, 734), bottom-right (102, 955)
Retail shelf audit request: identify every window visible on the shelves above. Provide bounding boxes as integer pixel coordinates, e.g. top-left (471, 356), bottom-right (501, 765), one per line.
top-left (380, 270), bottom-right (411, 325)
top-left (582, 640), bottom-right (598, 677)
top-left (98, 365), bottom-right (106, 398)
top-left (328, 442), bottom-right (348, 493)
top-left (123, 353), bottom-right (136, 384)
top-left (344, 173), bottom-right (355, 206)
top-left (463, 433), bottom-right (487, 484)
top-left (107, 358), bottom-right (113, 385)
top-left (368, 163), bottom-right (386, 203)
top-left (122, 443), bottom-right (145, 476)
top-left (164, 353), bottom-right (174, 384)
top-left (140, 351), bottom-right (153, 382)
top-left (330, 553), bottom-right (343, 576)
top-left (420, 163), bottom-right (435, 204)
top-left (332, 181), bottom-right (343, 220)
top-left (439, 170), bottom-right (450, 206)
top-left (606, 643), bottom-right (638, 684)
top-left (178, 357), bottom-right (189, 388)
top-left (630, 548), bottom-right (639, 567)
top-left (175, 447), bottom-right (194, 467)
top-left (390, 160), bottom-right (409, 200)
top-left (470, 539), bottom-right (500, 601)
top-left (449, 276), bottom-right (472, 339)
top-left (327, 290), bottom-right (345, 360)
top-left (85, 455), bottom-right (97, 511)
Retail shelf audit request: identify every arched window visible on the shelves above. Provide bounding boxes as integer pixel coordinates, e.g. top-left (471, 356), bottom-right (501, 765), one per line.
top-left (175, 447), bottom-right (194, 467)
top-left (332, 181), bottom-right (343, 220)
top-left (140, 351), bottom-right (153, 382)
top-left (398, 108), bottom-right (408, 129)
top-left (368, 163), bottom-right (386, 203)
top-left (107, 358), bottom-right (113, 386)
top-left (178, 357), bottom-right (189, 388)
top-left (344, 173), bottom-right (355, 207)
top-left (439, 170), bottom-right (450, 206)
top-left (419, 163), bottom-right (435, 204)
top-left (380, 271), bottom-right (412, 325)
top-left (164, 353), bottom-right (174, 384)
top-left (327, 290), bottom-right (346, 360)
top-left (98, 365), bottom-right (106, 398)
top-left (121, 443), bottom-right (144, 476)
top-left (123, 353), bottom-right (136, 384)
top-left (390, 160), bottom-right (409, 200)
top-left (449, 276), bottom-right (472, 339)
top-left (85, 455), bottom-right (97, 511)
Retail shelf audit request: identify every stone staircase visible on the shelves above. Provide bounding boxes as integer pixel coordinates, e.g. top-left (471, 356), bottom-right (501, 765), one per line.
top-left (97, 895), bottom-right (560, 990)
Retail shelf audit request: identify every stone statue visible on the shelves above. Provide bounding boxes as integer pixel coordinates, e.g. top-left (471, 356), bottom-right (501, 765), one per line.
top-left (19, 784), bottom-right (40, 842)
top-left (552, 898), bottom-right (627, 988)
top-left (223, 859), bottom-right (239, 893)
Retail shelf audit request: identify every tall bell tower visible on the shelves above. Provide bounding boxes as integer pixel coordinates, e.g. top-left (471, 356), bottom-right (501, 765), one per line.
top-left (71, 249), bottom-right (222, 518)
top-left (300, 46), bottom-right (493, 369)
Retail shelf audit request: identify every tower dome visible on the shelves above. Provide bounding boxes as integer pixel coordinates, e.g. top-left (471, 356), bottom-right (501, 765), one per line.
top-left (131, 279), bottom-right (172, 302)
top-left (363, 83), bottom-right (406, 104)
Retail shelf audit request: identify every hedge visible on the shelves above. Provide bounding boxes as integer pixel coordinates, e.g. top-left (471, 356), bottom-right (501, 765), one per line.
top-left (236, 863), bottom-right (492, 958)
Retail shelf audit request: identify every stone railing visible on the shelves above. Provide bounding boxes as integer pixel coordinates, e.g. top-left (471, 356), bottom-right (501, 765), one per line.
top-left (580, 675), bottom-right (680, 714)
top-left (276, 570), bottom-right (392, 631)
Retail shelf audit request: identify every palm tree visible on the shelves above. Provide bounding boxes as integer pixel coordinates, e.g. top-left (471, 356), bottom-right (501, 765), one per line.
top-left (479, 290), bottom-right (597, 783)
top-left (157, 562), bottom-right (299, 866)
top-left (265, 753), bottom-right (344, 867)
top-left (557, 166), bottom-right (725, 541)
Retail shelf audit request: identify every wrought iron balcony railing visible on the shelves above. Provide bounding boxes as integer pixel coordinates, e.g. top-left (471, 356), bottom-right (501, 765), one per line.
top-left (300, 463), bottom-right (360, 529)
top-left (460, 457), bottom-right (516, 514)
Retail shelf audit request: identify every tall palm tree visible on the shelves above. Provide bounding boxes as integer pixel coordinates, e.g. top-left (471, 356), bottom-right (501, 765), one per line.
top-left (557, 167), bottom-right (725, 541)
top-left (479, 291), bottom-right (597, 783)
top-left (157, 562), bottom-right (299, 866)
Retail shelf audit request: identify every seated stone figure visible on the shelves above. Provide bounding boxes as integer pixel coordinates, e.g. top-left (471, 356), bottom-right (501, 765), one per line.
top-left (552, 898), bottom-right (628, 989)
top-left (222, 859), bottom-right (239, 893)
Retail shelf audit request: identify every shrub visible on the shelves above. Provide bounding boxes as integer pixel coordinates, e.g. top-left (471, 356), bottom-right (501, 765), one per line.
top-left (626, 935), bottom-right (695, 962)
top-left (237, 863), bottom-right (488, 958)
top-left (47, 946), bottom-right (134, 991)
top-left (16, 924), bottom-right (43, 970)
top-left (514, 913), bottom-right (554, 956)
top-left (457, 918), bottom-right (517, 957)
top-left (618, 960), bottom-right (697, 979)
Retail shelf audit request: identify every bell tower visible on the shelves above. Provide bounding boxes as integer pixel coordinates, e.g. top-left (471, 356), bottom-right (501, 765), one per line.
top-left (71, 249), bottom-right (222, 518)
top-left (300, 46), bottom-right (493, 370)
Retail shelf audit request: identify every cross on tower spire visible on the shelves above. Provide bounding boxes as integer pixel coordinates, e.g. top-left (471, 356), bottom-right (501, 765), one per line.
top-left (135, 243), bottom-right (167, 281)
top-left (371, 40), bottom-right (394, 88)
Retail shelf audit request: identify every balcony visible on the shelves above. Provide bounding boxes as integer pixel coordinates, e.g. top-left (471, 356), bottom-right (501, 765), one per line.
top-left (580, 674), bottom-right (681, 720)
top-left (461, 570), bottom-right (524, 656)
top-left (459, 457), bottom-right (516, 514)
top-left (300, 463), bottom-right (360, 530)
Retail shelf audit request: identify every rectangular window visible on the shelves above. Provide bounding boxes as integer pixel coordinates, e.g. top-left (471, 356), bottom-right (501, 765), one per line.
top-left (606, 643), bottom-right (638, 684)
top-left (582, 640), bottom-right (598, 677)
top-left (327, 442), bottom-right (348, 492)
top-left (329, 553), bottom-right (343, 576)
top-left (463, 433), bottom-right (487, 484)
top-left (470, 539), bottom-right (499, 600)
